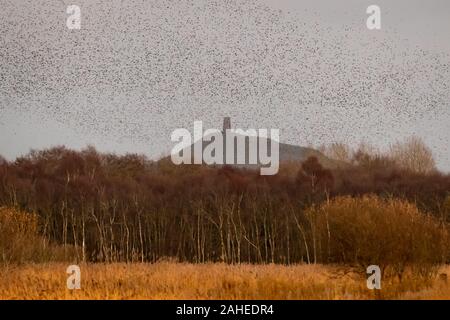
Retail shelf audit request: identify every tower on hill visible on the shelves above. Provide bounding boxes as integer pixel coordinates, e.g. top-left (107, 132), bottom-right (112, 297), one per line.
top-left (223, 117), bottom-right (231, 133)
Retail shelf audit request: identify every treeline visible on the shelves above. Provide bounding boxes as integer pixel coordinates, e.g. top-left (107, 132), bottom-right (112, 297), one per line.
top-left (0, 146), bottom-right (449, 265)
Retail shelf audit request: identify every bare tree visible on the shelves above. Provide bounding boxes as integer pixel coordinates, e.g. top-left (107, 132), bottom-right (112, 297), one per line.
top-left (322, 142), bottom-right (352, 163)
top-left (389, 136), bottom-right (436, 174)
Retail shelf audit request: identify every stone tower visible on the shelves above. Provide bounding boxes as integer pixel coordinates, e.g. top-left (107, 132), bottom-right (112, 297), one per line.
top-left (223, 117), bottom-right (231, 132)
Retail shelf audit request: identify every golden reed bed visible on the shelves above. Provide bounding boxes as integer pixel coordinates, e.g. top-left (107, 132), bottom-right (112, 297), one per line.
top-left (1, 263), bottom-right (450, 300)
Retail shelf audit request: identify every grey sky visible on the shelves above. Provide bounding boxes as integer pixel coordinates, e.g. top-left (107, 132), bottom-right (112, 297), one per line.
top-left (0, 0), bottom-right (449, 170)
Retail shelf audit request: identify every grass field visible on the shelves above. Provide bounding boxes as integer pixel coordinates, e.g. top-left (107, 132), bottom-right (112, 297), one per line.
top-left (1, 263), bottom-right (450, 300)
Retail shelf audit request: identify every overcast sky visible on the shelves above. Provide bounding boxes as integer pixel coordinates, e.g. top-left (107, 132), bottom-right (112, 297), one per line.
top-left (0, 0), bottom-right (449, 170)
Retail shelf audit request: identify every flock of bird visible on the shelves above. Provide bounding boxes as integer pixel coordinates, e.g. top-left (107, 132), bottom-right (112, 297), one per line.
top-left (0, 0), bottom-right (449, 162)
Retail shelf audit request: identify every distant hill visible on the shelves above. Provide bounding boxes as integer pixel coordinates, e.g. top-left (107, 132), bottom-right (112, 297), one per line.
top-left (164, 118), bottom-right (346, 170)
top-left (277, 141), bottom-right (345, 169)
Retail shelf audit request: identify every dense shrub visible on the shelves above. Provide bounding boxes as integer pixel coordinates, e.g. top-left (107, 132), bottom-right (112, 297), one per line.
top-left (0, 207), bottom-right (75, 264)
top-left (312, 196), bottom-right (448, 277)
